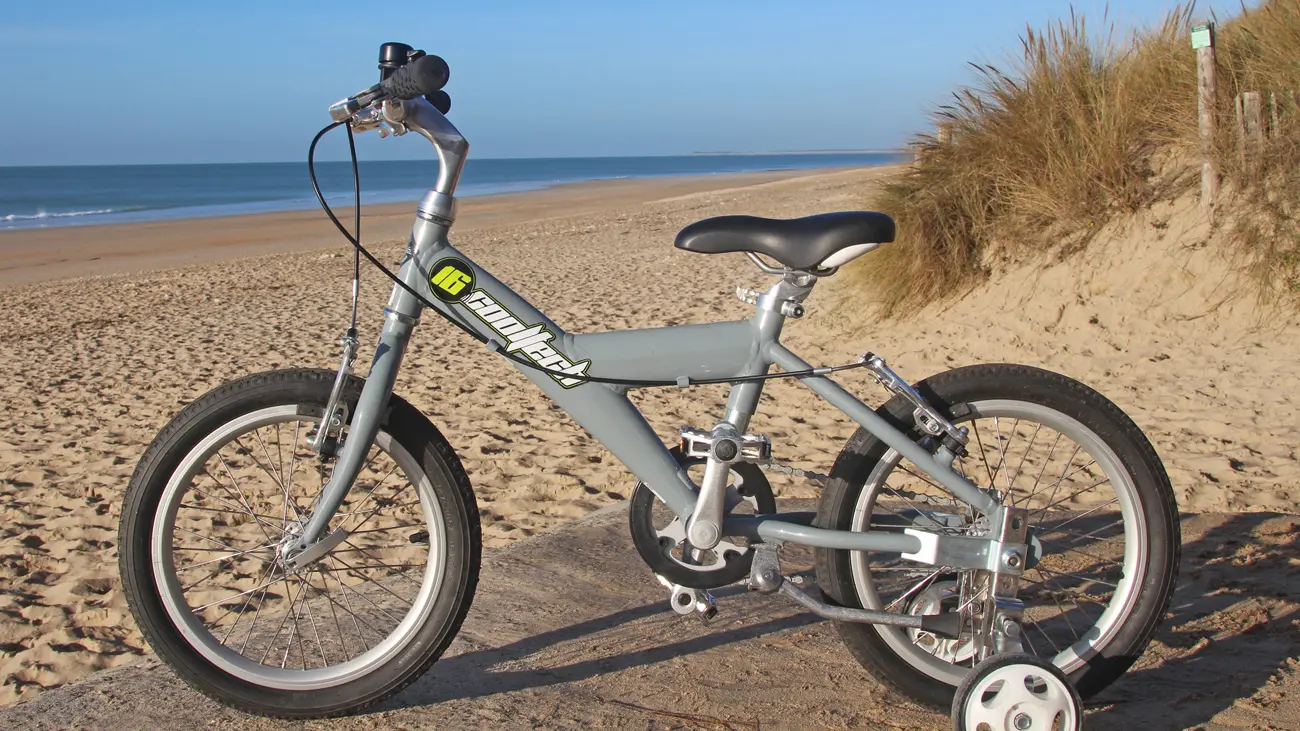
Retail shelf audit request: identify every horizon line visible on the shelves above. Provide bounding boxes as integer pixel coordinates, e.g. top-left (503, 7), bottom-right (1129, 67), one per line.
top-left (0, 149), bottom-right (908, 169)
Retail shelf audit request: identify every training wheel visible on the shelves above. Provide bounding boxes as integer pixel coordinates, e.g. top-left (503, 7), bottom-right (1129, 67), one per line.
top-left (952, 653), bottom-right (1083, 731)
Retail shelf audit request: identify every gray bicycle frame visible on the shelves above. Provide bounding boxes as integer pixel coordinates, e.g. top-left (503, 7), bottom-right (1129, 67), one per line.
top-left (292, 97), bottom-right (1000, 565)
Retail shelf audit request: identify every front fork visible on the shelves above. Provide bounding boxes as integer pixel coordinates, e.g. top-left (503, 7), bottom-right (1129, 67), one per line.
top-left (283, 310), bottom-right (418, 565)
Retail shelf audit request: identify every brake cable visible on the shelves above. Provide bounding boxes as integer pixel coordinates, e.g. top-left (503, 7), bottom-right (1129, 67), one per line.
top-left (307, 120), bottom-right (869, 388)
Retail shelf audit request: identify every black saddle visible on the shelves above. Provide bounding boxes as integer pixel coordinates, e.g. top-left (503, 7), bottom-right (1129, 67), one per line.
top-left (674, 211), bottom-right (895, 270)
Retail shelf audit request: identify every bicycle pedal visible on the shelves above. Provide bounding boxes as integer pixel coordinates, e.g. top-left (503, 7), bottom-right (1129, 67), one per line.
top-left (657, 575), bottom-right (718, 622)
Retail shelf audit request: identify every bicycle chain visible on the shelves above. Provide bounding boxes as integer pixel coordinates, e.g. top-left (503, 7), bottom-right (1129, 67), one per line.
top-left (759, 460), bottom-right (956, 508)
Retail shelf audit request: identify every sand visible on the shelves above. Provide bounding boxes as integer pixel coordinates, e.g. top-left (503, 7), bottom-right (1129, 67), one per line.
top-left (3, 506), bottom-right (1298, 730)
top-left (1, 164), bottom-right (1298, 718)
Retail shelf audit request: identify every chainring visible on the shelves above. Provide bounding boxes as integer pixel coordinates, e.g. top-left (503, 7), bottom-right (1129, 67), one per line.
top-left (629, 448), bottom-right (776, 590)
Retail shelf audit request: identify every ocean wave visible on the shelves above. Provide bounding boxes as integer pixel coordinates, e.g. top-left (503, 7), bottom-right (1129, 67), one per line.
top-left (2, 208), bottom-right (121, 222)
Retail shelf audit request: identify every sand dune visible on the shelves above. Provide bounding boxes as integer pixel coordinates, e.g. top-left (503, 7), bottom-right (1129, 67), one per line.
top-left (1, 165), bottom-right (1297, 711)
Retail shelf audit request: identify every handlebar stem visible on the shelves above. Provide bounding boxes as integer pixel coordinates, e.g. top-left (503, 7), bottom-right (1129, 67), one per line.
top-left (385, 97), bottom-right (468, 197)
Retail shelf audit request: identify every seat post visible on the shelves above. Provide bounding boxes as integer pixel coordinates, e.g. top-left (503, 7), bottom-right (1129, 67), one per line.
top-left (723, 272), bottom-right (817, 430)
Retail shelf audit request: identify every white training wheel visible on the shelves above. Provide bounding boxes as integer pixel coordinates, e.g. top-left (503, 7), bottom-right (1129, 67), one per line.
top-left (952, 653), bottom-right (1084, 731)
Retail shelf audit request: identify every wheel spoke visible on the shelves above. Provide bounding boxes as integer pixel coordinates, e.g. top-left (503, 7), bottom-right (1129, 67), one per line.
top-left (178, 502), bottom-right (287, 524)
top-left (325, 556), bottom-right (408, 626)
top-left (1007, 422), bottom-right (1043, 505)
top-left (883, 569), bottom-right (944, 612)
top-left (1033, 490), bottom-right (1116, 524)
top-left (247, 430), bottom-right (287, 493)
top-left (278, 576), bottom-right (310, 670)
top-left (299, 571), bottom-right (330, 667)
top-left (317, 565), bottom-right (350, 662)
top-left (1027, 444), bottom-right (1082, 515)
top-left (328, 554), bottom-right (417, 609)
top-left (219, 559), bottom-right (277, 645)
top-left (1036, 566), bottom-right (1119, 589)
top-left (990, 416), bottom-right (1016, 495)
top-left (1037, 539), bottom-right (1122, 568)
top-left (328, 561), bottom-right (375, 652)
top-left (212, 453), bottom-right (280, 544)
top-left (876, 483), bottom-right (955, 533)
top-left (336, 466), bottom-right (407, 534)
top-left (337, 538), bottom-right (425, 589)
top-left (173, 526), bottom-right (243, 553)
top-left (970, 420), bottom-right (997, 489)
top-left (1022, 431), bottom-right (1064, 506)
top-left (1026, 616), bottom-right (1064, 656)
top-left (282, 421), bottom-right (304, 526)
top-left (349, 522), bottom-right (426, 536)
top-left (190, 572), bottom-right (291, 614)
top-left (237, 565), bottom-right (279, 654)
top-left (1040, 501), bottom-right (1120, 534)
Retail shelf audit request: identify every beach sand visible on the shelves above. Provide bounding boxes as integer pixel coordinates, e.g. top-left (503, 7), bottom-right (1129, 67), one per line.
top-left (1, 164), bottom-right (1298, 712)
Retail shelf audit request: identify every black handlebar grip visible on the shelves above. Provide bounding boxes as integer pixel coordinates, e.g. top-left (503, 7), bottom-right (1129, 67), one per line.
top-left (426, 91), bottom-right (452, 115)
top-left (380, 54), bottom-right (449, 100)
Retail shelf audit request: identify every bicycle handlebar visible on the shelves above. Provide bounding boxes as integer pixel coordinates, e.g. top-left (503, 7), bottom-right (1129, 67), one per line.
top-left (380, 55), bottom-right (449, 100)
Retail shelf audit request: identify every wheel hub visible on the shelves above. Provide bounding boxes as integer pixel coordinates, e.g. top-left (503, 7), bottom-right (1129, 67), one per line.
top-left (276, 521), bottom-right (307, 572)
top-left (906, 581), bottom-right (977, 664)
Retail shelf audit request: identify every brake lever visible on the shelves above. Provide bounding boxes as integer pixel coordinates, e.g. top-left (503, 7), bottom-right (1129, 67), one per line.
top-left (344, 102), bottom-right (406, 138)
top-left (379, 99), bottom-right (410, 137)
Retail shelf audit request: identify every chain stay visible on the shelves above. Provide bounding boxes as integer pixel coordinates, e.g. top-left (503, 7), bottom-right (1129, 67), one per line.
top-left (759, 460), bottom-right (954, 507)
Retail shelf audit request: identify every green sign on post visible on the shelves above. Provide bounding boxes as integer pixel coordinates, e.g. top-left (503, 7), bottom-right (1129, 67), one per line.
top-left (1191, 24), bottom-right (1213, 49)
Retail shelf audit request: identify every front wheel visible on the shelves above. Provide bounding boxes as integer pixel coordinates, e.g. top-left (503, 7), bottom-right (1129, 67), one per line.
top-left (815, 364), bottom-right (1179, 710)
top-left (118, 369), bottom-right (480, 718)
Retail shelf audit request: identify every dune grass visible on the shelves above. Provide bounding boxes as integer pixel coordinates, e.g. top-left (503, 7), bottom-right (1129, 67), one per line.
top-left (1213, 0), bottom-right (1300, 298)
top-left (846, 1), bottom-right (1300, 316)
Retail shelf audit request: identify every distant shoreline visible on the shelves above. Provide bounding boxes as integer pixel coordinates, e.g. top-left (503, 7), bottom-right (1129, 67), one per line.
top-left (689, 149), bottom-right (906, 156)
top-left (0, 164), bottom-right (904, 289)
top-left (0, 153), bottom-right (905, 233)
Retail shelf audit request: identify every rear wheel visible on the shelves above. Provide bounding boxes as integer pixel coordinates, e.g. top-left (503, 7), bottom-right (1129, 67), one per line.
top-left (815, 364), bottom-right (1178, 710)
top-left (119, 369), bottom-right (480, 718)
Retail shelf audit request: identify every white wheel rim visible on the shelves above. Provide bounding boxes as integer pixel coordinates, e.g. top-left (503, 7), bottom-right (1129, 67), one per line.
top-left (849, 399), bottom-right (1149, 685)
top-left (150, 405), bottom-right (448, 690)
top-left (963, 664), bottom-right (1080, 731)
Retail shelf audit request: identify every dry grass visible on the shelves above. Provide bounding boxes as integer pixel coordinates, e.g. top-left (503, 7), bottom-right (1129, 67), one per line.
top-left (1213, 0), bottom-right (1300, 297)
top-left (845, 1), bottom-right (1300, 316)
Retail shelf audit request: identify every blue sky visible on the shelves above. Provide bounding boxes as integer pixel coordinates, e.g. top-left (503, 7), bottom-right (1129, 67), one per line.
top-left (1, 1), bottom-right (1239, 165)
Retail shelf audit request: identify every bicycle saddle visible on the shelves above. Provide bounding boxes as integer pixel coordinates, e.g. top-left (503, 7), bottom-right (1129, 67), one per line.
top-left (674, 211), bottom-right (895, 270)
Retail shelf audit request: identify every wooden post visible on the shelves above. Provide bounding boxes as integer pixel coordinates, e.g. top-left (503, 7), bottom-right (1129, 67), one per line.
top-left (936, 123), bottom-right (953, 145)
top-left (1242, 91), bottom-right (1263, 170)
top-left (1235, 92), bottom-right (1246, 167)
top-left (1193, 22), bottom-right (1217, 223)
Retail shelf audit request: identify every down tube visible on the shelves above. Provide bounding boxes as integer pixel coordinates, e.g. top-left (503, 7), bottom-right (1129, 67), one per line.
top-left (766, 344), bottom-right (997, 513)
top-left (407, 235), bottom-right (720, 517)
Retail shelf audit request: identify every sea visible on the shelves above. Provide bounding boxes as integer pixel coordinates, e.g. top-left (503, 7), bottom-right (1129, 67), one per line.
top-left (0, 153), bottom-right (903, 232)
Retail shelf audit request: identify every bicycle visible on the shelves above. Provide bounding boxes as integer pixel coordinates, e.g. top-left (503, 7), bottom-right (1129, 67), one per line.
top-left (118, 44), bottom-right (1179, 730)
